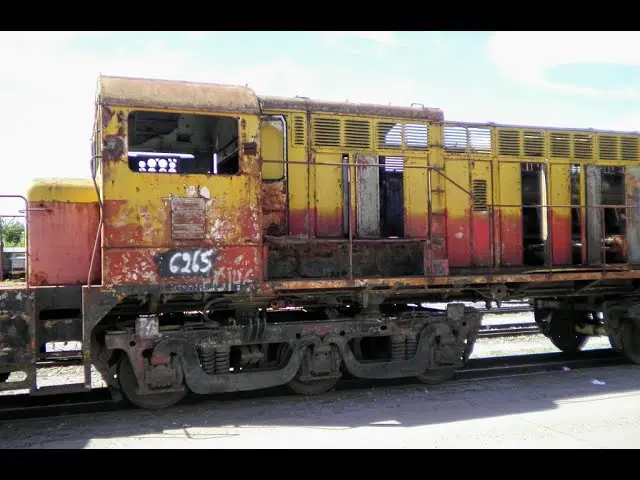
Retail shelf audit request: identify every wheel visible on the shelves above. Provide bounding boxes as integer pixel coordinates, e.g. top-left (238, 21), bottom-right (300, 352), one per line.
top-left (416, 326), bottom-right (458, 385)
top-left (548, 310), bottom-right (588, 354)
top-left (117, 354), bottom-right (187, 410)
top-left (287, 375), bottom-right (339, 396)
top-left (416, 367), bottom-right (456, 385)
top-left (278, 342), bottom-right (340, 396)
top-left (0, 372), bottom-right (9, 383)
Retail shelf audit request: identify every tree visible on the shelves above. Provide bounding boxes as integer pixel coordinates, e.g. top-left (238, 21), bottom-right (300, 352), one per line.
top-left (0, 219), bottom-right (25, 248)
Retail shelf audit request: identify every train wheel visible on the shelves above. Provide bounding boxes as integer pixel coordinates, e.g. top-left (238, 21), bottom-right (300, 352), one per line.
top-left (416, 367), bottom-right (456, 385)
top-left (280, 343), bottom-right (340, 396)
top-left (287, 375), bottom-right (339, 396)
top-left (117, 355), bottom-right (187, 410)
top-left (0, 372), bottom-right (9, 383)
top-left (416, 327), bottom-right (458, 385)
top-left (548, 310), bottom-right (588, 354)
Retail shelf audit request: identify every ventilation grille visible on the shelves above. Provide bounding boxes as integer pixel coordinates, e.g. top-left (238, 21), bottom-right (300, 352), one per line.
top-left (472, 179), bottom-right (488, 212)
top-left (621, 137), bottom-right (639, 161)
top-left (404, 124), bottom-right (428, 150)
top-left (292, 115), bottom-right (306, 147)
top-left (523, 131), bottom-right (545, 157)
top-left (312, 117), bottom-right (341, 146)
top-left (443, 125), bottom-right (492, 154)
top-left (574, 134), bottom-right (593, 159)
top-left (376, 121), bottom-right (429, 150)
top-left (550, 133), bottom-right (571, 158)
top-left (344, 120), bottom-right (371, 148)
top-left (599, 136), bottom-right (618, 160)
top-left (498, 130), bottom-right (520, 156)
top-left (383, 156), bottom-right (404, 173)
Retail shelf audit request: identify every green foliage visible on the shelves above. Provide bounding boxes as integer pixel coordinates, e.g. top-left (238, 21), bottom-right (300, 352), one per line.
top-left (0, 219), bottom-right (25, 248)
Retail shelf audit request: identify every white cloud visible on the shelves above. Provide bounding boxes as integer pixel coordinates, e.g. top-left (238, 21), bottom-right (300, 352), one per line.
top-left (0, 33), bottom-right (316, 214)
top-left (487, 31), bottom-right (640, 99)
top-left (0, 31), bottom-right (426, 215)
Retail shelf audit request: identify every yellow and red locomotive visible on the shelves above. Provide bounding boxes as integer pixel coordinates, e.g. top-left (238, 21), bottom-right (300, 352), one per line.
top-left (0, 75), bottom-right (638, 408)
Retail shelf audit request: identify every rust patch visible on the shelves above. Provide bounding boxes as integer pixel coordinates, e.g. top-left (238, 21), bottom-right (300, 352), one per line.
top-left (103, 199), bottom-right (144, 246)
top-left (98, 75), bottom-right (260, 114)
top-left (0, 288), bottom-right (35, 366)
top-left (261, 181), bottom-right (287, 235)
top-left (259, 96), bottom-right (443, 122)
top-left (171, 197), bottom-right (206, 240)
top-left (104, 246), bottom-right (260, 290)
top-left (243, 141), bottom-right (257, 155)
top-left (101, 106), bottom-right (114, 128)
top-left (102, 134), bottom-right (125, 161)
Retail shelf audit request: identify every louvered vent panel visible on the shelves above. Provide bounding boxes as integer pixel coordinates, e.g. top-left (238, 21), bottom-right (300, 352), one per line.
top-left (621, 137), bottom-right (639, 161)
top-left (344, 119), bottom-right (371, 148)
top-left (384, 156), bottom-right (404, 172)
top-left (498, 130), bottom-right (520, 156)
top-left (292, 115), bottom-right (306, 147)
top-left (312, 117), bottom-right (341, 147)
top-left (468, 127), bottom-right (492, 154)
top-left (550, 133), bottom-right (571, 158)
top-left (573, 134), bottom-right (593, 159)
top-left (598, 136), bottom-right (618, 160)
top-left (443, 126), bottom-right (492, 154)
top-left (472, 179), bottom-right (488, 212)
top-left (443, 126), bottom-right (468, 151)
top-left (377, 122), bottom-right (402, 148)
top-left (404, 123), bottom-right (428, 149)
top-left (523, 131), bottom-right (544, 157)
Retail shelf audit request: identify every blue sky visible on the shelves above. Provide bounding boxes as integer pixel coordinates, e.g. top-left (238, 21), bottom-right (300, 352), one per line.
top-left (1, 30), bottom-right (640, 214)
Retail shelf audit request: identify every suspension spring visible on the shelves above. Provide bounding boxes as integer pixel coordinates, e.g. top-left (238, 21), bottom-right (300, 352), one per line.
top-left (196, 344), bottom-right (216, 375)
top-left (215, 346), bottom-right (231, 374)
top-left (390, 335), bottom-right (406, 361)
top-left (405, 332), bottom-right (418, 359)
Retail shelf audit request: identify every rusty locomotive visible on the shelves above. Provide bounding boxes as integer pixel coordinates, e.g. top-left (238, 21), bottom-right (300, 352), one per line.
top-left (0, 74), bottom-right (638, 409)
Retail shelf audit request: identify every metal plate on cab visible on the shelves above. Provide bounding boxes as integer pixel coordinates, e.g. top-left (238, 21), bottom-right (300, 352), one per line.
top-left (171, 197), bottom-right (206, 240)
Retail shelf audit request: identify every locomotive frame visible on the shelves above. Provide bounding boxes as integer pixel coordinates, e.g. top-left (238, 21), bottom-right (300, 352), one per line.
top-left (1, 74), bottom-right (640, 409)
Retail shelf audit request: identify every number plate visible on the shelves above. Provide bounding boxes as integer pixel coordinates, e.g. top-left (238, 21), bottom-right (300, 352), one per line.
top-left (155, 248), bottom-right (216, 277)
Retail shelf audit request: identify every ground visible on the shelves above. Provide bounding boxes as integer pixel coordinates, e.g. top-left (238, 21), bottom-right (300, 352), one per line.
top-left (0, 328), bottom-right (636, 449)
top-left (1, 362), bottom-right (640, 448)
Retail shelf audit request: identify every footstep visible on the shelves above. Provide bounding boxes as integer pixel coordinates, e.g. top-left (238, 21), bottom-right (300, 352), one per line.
top-left (591, 379), bottom-right (606, 385)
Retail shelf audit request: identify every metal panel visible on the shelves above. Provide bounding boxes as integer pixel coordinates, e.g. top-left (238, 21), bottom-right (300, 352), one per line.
top-left (549, 164), bottom-right (572, 265)
top-left (171, 197), bottom-right (206, 240)
top-left (625, 166), bottom-right (640, 264)
top-left (498, 162), bottom-right (523, 266)
top-left (356, 154), bottom-right (380, 238)
top-left (586, 165), bottom-right (603, 265)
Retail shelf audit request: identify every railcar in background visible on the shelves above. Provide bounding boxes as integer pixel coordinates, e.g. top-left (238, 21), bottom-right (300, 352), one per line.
top-left (0, 75), bottom-right (639, 409)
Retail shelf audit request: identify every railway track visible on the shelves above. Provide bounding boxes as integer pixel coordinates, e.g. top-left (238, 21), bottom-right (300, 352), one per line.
top-left (0, 348), bottom-right (626, 422)
top-left (478, 322), bottom-right (540, 338)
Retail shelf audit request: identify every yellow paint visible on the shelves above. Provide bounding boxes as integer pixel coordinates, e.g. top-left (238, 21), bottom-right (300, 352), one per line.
top-left (100, 105), bottom-right (261, 249)
top-left (314, 152), bottom-right (343, 237)
top-left (497, 162), bottom-right (522, 260)
top-left (549, 163), bottom-right (572, 221)
top-left (260, 120), bottom-right (285, 180)
top-left (444, 158), bottom-right (470, 218)
top-left (262, 110), bottom-right (309, 236)
top-left (27, 178), bottom-right (98, 203)
top-left (403, 156), bottom-right (427, 236)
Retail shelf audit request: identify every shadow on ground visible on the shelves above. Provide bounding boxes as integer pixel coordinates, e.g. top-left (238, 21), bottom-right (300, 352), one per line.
top-left (1, 362), bottom-right (639, 448)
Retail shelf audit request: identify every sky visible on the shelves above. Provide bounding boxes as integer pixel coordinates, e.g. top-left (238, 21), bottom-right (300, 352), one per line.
top-left (1, 30), bottom-right (640, 215)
